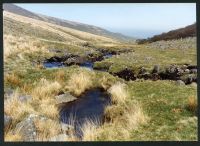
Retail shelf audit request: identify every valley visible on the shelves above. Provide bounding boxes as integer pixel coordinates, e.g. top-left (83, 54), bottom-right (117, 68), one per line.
top-left (3, 4), bottom-right (197, 141)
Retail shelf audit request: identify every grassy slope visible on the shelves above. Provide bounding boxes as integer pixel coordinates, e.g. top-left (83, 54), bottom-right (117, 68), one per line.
top-left (4, 11), bottom-right (197, 141)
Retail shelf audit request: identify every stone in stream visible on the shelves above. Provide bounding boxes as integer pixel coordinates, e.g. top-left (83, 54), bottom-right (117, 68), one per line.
top-left (55, 92), bottom-right (77, 104)
top-left (4, 114), bottom-right (12, 131)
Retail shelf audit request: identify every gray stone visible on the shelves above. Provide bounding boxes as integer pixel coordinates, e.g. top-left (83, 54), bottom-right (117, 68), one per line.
top-left (14, 114), bottom-right (38, 141)
top-left (55, 92), bottom-right (77, 104)
top-left (4, 114), bottom-right (12, 130)
top-left (18, 95), bottom-right (32, 102)
top-left (176, 80), bottom-right (185, 86)
top-left (152, 65), bottom-right (160, 73)
top-left (48, 134), bottom-right (69, 141)
top-left (190, 82), bottom-right (197, 87)
top-left (185, 69), bottom-right (190, 74)
top-left (4, 88), bottom-right (14, 100)
top-left (190, 69), bottom-right (197, 74)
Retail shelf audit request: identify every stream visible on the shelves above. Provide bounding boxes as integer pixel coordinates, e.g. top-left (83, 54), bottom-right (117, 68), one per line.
top-left (60, 88), bottom-right (111, 138)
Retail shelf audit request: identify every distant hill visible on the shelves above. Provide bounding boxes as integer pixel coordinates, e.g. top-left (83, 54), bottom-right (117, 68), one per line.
top-left (137, 23), bottom-right (196, 44)
top-left (3, 3), bottom-right (135, 41)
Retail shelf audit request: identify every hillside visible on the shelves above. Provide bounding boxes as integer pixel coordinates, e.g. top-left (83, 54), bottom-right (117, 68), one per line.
top-left (3, 3), bottom-right (135, 41)
top-left (3, 4), bottom-right (197, 142)
top-left (137, 23), bottom-right (196, 44)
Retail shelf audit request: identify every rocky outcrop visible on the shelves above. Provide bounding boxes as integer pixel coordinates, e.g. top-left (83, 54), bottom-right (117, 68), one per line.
top-left (112, 64), bottom-right (197, 84)
top-left (113, 68), bottom-right (136, 81)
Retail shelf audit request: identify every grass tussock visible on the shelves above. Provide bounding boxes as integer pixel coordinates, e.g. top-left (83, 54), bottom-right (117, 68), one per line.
top-left (99, 75), bottom-right (113, 90)
top-left (32, 78), bottom-right (62, 100)
top-left (39, 100), bottom-right (59, 119)
top-left (81, 119), bottom-right (100, 141)
top-left (124, 103), bottom-right (148, 130)
top-left (4, 91), bottom-right (35, 122)
top-left (5, 73), bottom-right (21, 87)
top-left (54, 70), bottom-right (65, 84)
top-left (34, 118), bottom-right (61, 141)
top-left (4, 131), bottom-right (23, 142)
top-left (108, 82), bottom-right (128, 104)
top-left (187, 96), bottom-right (197, 113)
top-left (65, 71), bottom-right (93, 96)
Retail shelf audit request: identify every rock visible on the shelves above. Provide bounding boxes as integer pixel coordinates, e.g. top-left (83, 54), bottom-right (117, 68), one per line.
top-left (190, 82), bottom-right (197, 87)
top-left (187, 65), bottom-right (197, 70)
top-left (176, 80), bottom-right (185, 86)
top-left (190, 69), bottom-right (197, 74)
top-left (4, 88), bottom-right (14, 100)
top-left (14, 114), bottom-right (38, 141)
top-left (152, 73), bottom-right (160, 81)
top-left (18, 95), bottom-right (32, 102)
top-left (114, 68), bottom-right (136, 81)
top-left (152, 65), bottom-right (160, 73)
top-left (4, 114), bottom-right (12, 130)
top-left (139, 67), bottom-right (147, 74)
top-left (48, 134), bottom-right (69, 141)
top-left (55, 92), bottom-right (77, 104)
top-left (184, 69), bottom-right (190, 74)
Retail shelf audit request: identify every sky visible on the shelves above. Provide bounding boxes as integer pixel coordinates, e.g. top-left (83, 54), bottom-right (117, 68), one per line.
top-left (15, 3), bottom-right (196, 39)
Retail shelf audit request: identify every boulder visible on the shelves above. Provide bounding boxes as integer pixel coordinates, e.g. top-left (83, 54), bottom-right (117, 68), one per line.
top-left (190, 69), bottom-right (197, 74)
top-left (55, 92), bottom-right (77, 104)
top-left (190, 82), bottom-right (197, 87)
top-left (4, 114), bottom-right (12, 130)
top-left (176, 80), bottom-right (185, 86)
top-left (14, 114), bottom-right (38, 141)
top-left (152, 65), bottom-right (160, 74)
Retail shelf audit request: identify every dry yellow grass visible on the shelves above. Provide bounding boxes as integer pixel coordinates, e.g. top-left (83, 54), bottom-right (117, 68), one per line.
top-left (54, 70), bottom-right (65, 84)
top-left (124, 103), bottom-right (148, 130)
top-left (99, 75), bottom-right (113, 90)
top-left (80, 119), bottom-right (100, 141)
top-left (4, 34), bottom-right (48, 60)
top-left (39, 100), bottom-right (59, 119)
top-left (65, 71), bottom-right (93, 96)
top-left (5, 73), bottom-right (21, 87)
top-left (4, 131), bottom-right (23, 142)
top-left (187, 96), bottom-right (197, 113)
top-left (34, 118), bottom-right (61, 141)
top-left (4, 90), bottom-right (35, 122)
top-left (108, 82), bottom-right (128, 104)
top-left (4, 11), bottom-right (118, 44)
top-left (31, 78), bottom-right (62, 100)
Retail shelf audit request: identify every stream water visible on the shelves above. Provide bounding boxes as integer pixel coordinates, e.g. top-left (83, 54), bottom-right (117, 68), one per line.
top-left (43, 53), bottom-right (113, 70)
top-left (60, 88), bottom-right (111, 138)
